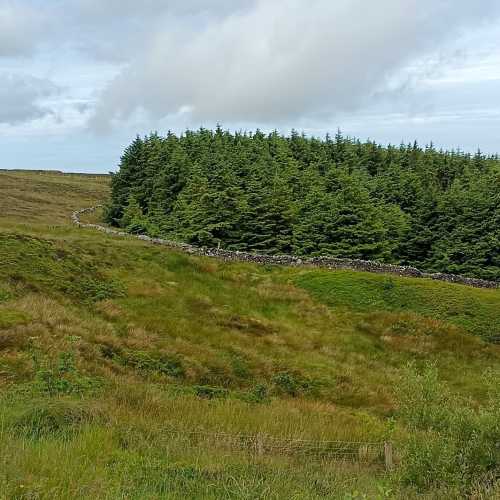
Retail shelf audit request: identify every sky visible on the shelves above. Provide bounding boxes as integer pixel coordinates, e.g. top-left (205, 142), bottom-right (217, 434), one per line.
top-left (1, 0), bottom-right (500, 173)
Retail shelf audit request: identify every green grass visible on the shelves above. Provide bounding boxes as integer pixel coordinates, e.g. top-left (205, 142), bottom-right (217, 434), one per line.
top-left (0, 170), bottom-right (499, 499)
top-left (293, 271), bottom-right (500, 340)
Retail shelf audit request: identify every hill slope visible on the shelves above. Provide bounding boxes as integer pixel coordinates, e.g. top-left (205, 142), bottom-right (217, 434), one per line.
top-left (0, 170), bottom-right (499, 499)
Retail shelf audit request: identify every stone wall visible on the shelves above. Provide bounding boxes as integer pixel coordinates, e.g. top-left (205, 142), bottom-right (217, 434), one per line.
top-left (72, 206), bottom-right (499, 290)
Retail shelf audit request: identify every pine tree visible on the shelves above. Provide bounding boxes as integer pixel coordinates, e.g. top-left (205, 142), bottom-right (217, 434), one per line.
top-left (120, 195), bottom-right (148, 234)
top-left (106, 129), bottom-right (500, 280)
top-left (105, 135), bottom-right (146, 224)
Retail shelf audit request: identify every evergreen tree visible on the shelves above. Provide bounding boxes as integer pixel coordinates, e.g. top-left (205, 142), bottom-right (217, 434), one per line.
top-left (106, 128), bottom-right (500, 280)
top-left (120, 195), bottom-right (148, 234)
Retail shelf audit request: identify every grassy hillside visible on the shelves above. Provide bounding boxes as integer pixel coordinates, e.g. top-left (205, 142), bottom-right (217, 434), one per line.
top-left (0, 170), bottom-right (499, 499)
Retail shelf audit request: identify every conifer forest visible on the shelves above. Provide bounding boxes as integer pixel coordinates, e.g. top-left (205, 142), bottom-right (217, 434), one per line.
top-left (107, 129), bottom-right (500, 281)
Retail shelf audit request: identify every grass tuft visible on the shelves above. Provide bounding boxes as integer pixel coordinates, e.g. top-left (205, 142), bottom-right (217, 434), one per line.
top-left (0, 170), bottom-right (499, 498)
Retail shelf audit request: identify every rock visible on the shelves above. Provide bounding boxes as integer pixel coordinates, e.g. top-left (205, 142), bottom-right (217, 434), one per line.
top-left (71, 206), bottom-right (499, 290)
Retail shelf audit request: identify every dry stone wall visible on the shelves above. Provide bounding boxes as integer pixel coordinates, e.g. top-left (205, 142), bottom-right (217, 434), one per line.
top-left (72, 206), bottom-right (499, 290)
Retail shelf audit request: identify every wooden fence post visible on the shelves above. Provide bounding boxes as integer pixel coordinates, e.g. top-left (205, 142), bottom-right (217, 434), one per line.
top-left (384, 442), bottom-right (393, 471)
top-left (256, 434), bottom-right (264, 456)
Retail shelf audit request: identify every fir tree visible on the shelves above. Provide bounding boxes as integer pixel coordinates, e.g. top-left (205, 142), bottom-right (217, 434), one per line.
top-left (107, 128), bottom-right (500, 280)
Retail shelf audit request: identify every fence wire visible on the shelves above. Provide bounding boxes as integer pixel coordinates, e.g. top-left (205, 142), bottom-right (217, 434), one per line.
top-left (153, 427), bottom-right (386, 464)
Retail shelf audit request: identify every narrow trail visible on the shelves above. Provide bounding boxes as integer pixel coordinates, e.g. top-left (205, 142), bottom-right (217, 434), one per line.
top-left (72, 206), bottom-right (499, 290)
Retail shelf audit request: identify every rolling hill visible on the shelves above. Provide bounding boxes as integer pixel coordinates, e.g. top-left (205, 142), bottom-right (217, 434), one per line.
top-left (0, 170), bottom-right (499, 499)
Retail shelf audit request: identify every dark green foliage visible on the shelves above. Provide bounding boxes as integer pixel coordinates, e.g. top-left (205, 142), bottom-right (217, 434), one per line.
top-left (242, 384), bottom-right (270, 403)
top-left (107, 129), bottom-right (500, 280)
top-left (29, 345), bottom-right (102, 396)
top-left (107, 348), bottom-right (185, 379)
top-left (64, 277), bottom-right (125, 305)
top-left (123, 351), bottom-right (185, 378)
top-left (193, 385), bottom-right (229, 399)
top-left (426, 172), bottom-right (500, 280)
top-left (120, 195), bottom-right (149, 234)
top-left (272, 371), bottom-right (317, 397)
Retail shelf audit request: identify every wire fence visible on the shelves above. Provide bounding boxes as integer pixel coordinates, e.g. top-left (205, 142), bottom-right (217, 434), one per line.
top-left (150, 427), bottom-right (392, 468)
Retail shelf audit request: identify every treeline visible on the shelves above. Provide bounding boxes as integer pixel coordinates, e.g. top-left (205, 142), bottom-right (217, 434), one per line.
top-left (106, 128), bottom-right (500, 280)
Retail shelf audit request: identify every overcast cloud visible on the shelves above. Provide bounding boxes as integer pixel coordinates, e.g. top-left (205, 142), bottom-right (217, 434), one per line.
top-left (1, 0), bottom-right (500, 171)
top-left (0, 1), bottom-right (45, 56)
top-left (0, 73), bottom-right (60, 124)
top-left (89, 0), bottom-right (500, 129)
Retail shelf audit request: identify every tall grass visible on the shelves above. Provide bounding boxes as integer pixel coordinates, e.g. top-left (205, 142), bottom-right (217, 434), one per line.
top-left (395, 363), bottom-right (500, 496)
top-left (1, 170), bottom-right (499, 498)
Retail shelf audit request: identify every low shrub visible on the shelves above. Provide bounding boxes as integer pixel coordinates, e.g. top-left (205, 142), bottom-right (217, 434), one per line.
top-left (67, 277), bottom-right (126, 304)
top-left (241, 384), bottom-right (270, 404)
top-left (272, 371), bottom-right (318, 397)
top-left (0, 286), bottom-right (11, 303)
top-left (193, 385), bottom-right (229, 400)
top-left (30, 343), bottom-right (101, 395)
top-left (113, 349), bottom-right (185, 379)
top-left (8, 399), bottom-right (102, 439)
top-left (396, 363), bottom-right (500, 493)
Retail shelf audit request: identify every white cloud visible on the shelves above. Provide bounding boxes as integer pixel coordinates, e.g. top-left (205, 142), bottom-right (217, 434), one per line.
top-left (0, 74), bottom-right (60, 124)
top-left (0, 1), bottom-right (46, 56)
top-left (2, 0), bottom-right (500, 169)
top-left (89, 0), bottom-right (500, 130)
